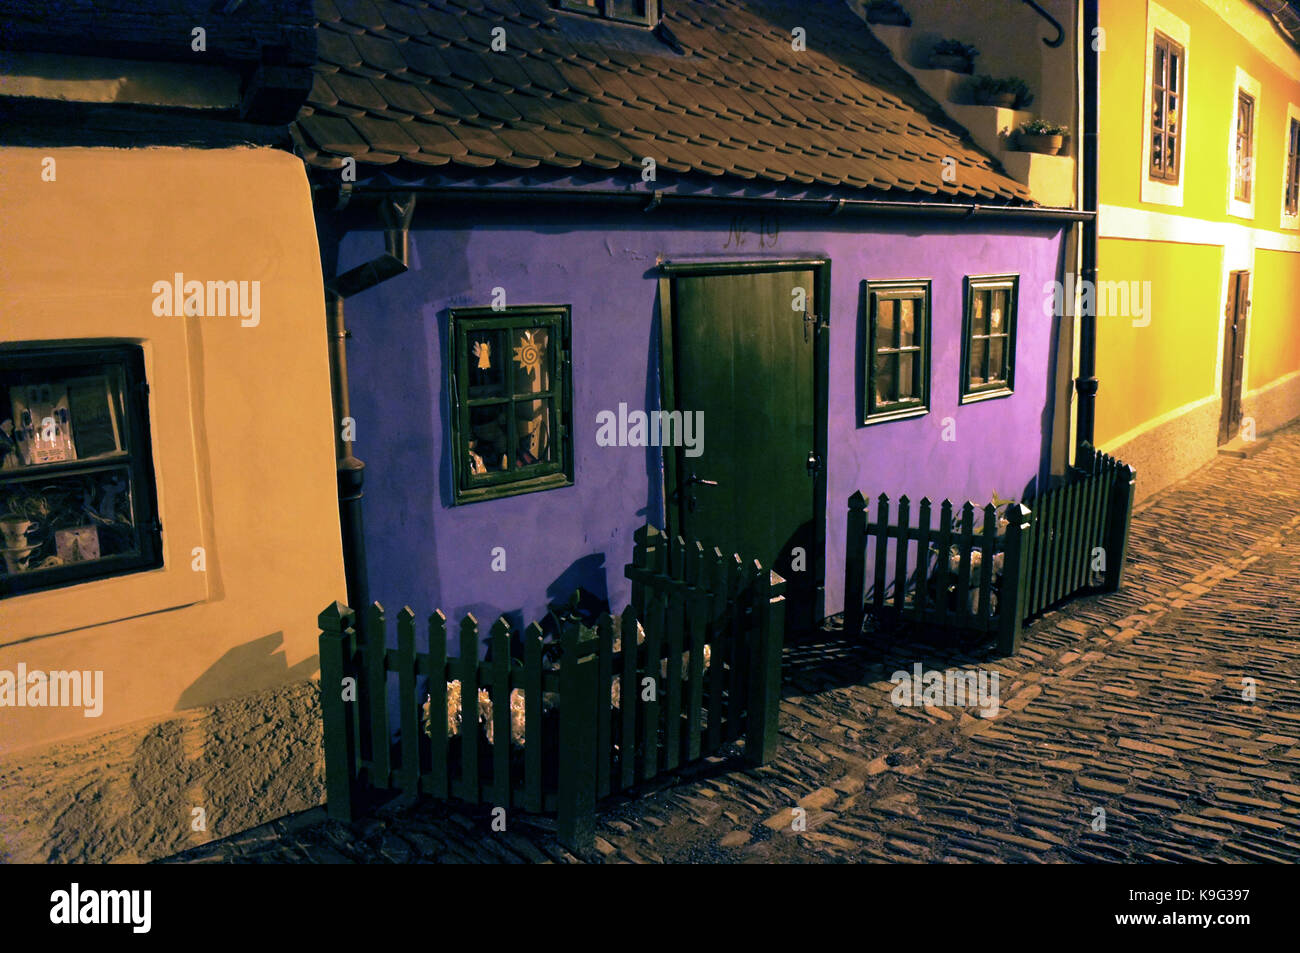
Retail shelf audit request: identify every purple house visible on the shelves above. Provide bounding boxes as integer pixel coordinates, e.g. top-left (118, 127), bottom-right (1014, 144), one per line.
top-left (296, 0), bottom-right (1084, 635)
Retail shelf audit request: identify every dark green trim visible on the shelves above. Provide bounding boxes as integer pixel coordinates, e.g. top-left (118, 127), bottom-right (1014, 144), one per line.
top-left (447, 305), bottom-right (574, 506)
top-left (862, 278), bottom-right (932, 426)
top-left (656, 256), bottom-right (830, 620)
top-left (959, 274), bottom-right (1020, 405)
top-left (0, 342), bottom-right (162, 598)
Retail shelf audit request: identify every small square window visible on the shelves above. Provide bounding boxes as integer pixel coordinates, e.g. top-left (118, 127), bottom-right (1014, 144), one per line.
top-left (1, 343), bottom-right (162, 598)
top-left (863, 280), bottom-right (930, 425)
top-left (449, 306), bottom-right (573, 504)
top-left (961, 275), bottom-right (1018, 403)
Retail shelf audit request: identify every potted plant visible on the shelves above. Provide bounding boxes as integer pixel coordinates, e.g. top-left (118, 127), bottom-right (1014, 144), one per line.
top-left (929, 39), bottom-right (977, 73)
top-left (1018, 118), bottom-right (1068, 155)
top-left (864, 0), bottom-right (911, 26)
top-left (970, 75), bottom-right (1033, 109)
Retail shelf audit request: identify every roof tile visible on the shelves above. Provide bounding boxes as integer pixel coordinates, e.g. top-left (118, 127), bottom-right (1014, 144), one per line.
top-left (296, 0), bottom-right (1032, 203)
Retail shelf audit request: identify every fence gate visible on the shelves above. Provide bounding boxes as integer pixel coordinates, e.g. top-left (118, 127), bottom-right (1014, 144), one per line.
top-left (843, 444), bottom-right (1135, 653)
top-left (319, 524), bottom-right (786, 852)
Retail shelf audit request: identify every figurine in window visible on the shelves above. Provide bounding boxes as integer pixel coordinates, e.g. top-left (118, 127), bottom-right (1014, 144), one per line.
top-left (468, 439), bottom-right (487, 475)
top-left (515, 436), bottom-right (538, 468)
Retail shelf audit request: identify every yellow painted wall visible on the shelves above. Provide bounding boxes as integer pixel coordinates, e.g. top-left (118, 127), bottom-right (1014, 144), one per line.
top-left (1099, 0), bottom-right (1300, 227)
top-left (1096, 0), bottom-right (1300, 456)
top-left (1249, 248), bottom-right (1300, 390)
top-left (1095, 237), bottom-right (1224, 444)
top-left (0, 147), bottom-right (345, 752)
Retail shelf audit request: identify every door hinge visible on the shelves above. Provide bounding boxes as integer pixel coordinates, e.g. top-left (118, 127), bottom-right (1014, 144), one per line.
top-left (806, 450), bottom-right (823, 474)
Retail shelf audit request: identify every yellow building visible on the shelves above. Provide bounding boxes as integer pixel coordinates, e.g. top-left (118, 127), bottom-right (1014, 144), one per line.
top-left (1096, 0), bottom-right (1300, 497)
top-left (0, 4), bottom-right (346, 862)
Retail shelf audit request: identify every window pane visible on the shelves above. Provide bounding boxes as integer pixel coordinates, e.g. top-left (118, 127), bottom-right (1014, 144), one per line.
top-left (5, 369), bottom-right (127, 469)
top-left (513, 399), bottom-right (552, 467)
top-left (1168, 52), bottom-right (1179, 92)
top-left (468, 404), bottom-right (510, 474)
top-left (989, 290), bottom-right (1007, 332)
top-left (466, 329), bottom-right (505, 398)
top-left (898, 350), bottom-right (917, 400)
top-left (511, 327), bottom-right (550, 395)
top-left (898, 298), bottom-right (916, 348)
top-left (988, 337), bottom-right (1006, 383)
top-left (971, 291), bottom-right (988, 336)
top-left (0, 468), bottom-right (137, 576)
top-left (968, 337), bottom-right (987, 385)
top-left (874, 352), bottom-right (897, 405)
top-left (876, 297), bottom-right (895, 350)
top-left (1165, 94), bottom-right (1177, 131)
top-left (1154, 46), bottom-right (1166, 85)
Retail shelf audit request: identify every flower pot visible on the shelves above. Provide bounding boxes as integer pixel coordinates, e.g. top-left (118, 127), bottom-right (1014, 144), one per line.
top-left (1020, 133), bottom-right (1064, 155)
top-left (976, 92), bottom-right (1018, 107)
top-left (929, 53), bottom-right (972, 72)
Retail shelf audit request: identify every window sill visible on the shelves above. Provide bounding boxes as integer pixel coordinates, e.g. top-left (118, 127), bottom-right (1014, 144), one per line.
top-left (1227, 198), bottom-right (1255, 221)
top-left (454, 471), bottom-right (574, 506)
top-left (1140, 176), bottom-right (1184, 208)
top-left (861, 405), bottom-right (929, 427)
top-left (960, 386), bottom-right (1014, 405)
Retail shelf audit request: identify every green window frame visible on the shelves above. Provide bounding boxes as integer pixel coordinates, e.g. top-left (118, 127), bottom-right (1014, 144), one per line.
top-left (960, 274), bottom-right (1019, 403)
top-left (448, 305), bottom-right (574, 505)
top-left (863, 279), bottom-right (930, 425)
top-left (1, 342), bottom-right (163, 598)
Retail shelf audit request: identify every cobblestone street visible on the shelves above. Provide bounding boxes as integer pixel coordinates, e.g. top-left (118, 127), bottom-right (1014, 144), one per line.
top-left (168, 424), bottom-right (1300, 864)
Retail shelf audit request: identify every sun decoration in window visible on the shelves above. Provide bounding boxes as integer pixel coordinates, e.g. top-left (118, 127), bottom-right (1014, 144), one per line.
top-left (450, 307), bottom-right (573, 504)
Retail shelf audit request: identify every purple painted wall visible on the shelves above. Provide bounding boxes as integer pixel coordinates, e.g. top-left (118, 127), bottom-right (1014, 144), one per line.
top-left (339, 204), bottom-right (1065, 630)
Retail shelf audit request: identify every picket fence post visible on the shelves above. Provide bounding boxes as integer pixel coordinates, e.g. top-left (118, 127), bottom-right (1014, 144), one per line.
top-left (1104, 463), bottom-right (1137, 592)
top-left (557, 621), bottom-right (598, 853)
top-left (746, 568), bottom-right (785, 766)
top-left (844, 492), bottom-right (868, 637)
top-left (997, 504), bottom-right (1033, 655)
top-left (319, 602), bottom-right (360, 821)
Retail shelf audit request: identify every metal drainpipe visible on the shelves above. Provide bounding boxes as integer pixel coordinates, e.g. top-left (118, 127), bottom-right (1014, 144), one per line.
top-left (324, 192), bottom-right (416, 617)
top-left (326, 290), bottom-right (369, 616)
top-left (1076, 0), bottom-right (1101, 454)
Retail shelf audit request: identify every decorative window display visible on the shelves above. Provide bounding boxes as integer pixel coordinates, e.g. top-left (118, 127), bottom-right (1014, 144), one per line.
top-left (448, 306), bottom-right (574, 504)
top-left (961, 275), bottom-right (1019, 403)
top-left (0, 344), bottom-right (162, 597)
top-left (862, 279), bottom-right (931, 425)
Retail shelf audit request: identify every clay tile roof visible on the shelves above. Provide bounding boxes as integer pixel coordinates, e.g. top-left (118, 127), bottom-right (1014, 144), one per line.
top-left (297, 0), bottom-right (1032, 203)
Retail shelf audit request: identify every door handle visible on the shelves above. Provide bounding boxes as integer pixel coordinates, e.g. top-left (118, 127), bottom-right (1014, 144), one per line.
top-left (806, 451), bottom-right (823, 474)
top-left (684, 471), bottom-right (719, 488)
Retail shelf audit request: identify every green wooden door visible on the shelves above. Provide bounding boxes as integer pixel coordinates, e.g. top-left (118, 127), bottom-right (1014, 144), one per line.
top-left (667, 266), bottom-right (821, 628)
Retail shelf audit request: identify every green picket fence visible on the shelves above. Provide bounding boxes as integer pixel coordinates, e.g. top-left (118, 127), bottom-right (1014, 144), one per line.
top-left (319, 525), bottom-right (786, 852)
top-left (844, 444), bottom-right (1135, 653)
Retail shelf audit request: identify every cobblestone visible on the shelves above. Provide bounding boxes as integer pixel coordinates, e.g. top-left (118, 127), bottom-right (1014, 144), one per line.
top-left (164, 424), bottom-right (1300, 864)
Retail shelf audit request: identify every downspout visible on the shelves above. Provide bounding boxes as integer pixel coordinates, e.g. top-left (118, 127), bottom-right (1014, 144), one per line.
top-left (324, 192), bottom-right (417, 616)
top-left (1076, 0), bottom-right (1100, 455)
